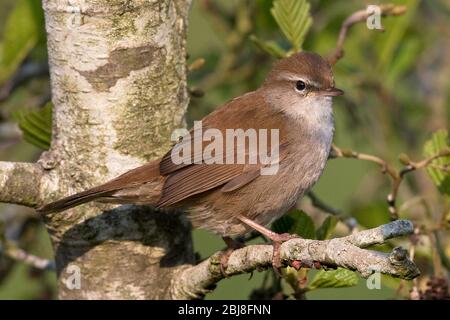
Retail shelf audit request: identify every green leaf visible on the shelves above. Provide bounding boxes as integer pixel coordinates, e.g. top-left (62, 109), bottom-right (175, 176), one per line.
top-left (316, 216), bottom-right (338, 240)
top-left (272, 209), bottom-right (316, 239)
top-left (270, 0), bottom-right (312, 52)
top-left (250, 35), bottom-right (287, 58)
top-left (307, 268), bottom-right (358, 290)
top-left (12, 102), bottom-right (52, 150)
top-left (0, 0), bottom-right (45, 85)
top-left (423, 130), bottom-right (450, 195)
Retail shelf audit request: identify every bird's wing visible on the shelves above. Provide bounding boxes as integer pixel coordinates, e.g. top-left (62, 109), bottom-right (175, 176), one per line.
top-left (157, 90), bottom-right (288, 207)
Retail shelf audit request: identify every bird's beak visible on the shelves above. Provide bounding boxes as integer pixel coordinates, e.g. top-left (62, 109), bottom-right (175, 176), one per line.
top-left (318, 87), bottom-right (344, 97)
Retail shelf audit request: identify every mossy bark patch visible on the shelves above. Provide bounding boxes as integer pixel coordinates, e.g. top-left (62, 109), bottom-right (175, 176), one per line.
top-left (78, 45), bottom-right (157, 92)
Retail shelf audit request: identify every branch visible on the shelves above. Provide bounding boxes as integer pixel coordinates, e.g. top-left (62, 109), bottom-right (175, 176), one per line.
top-left (171, 220), bottom-right (419, 299)
top-left (0, 63), bottom-right (49, 102)
top-left (1, 241), bottom-right (55, 271)
top-left (0, 219), bottom-right (55, 271)
top-left (328, 4), bottom-right (407, 65)
top-left (330, 145), bottom-right (450, 219)
top-left (0, 161), bottom-right (43, 207)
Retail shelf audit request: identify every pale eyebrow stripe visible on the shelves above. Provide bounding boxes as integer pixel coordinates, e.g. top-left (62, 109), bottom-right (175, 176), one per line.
top-left (277, 72), bottom-right (321, 87)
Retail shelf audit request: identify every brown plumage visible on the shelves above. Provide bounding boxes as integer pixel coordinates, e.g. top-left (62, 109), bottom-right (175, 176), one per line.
top-left (38, 52), bottom-right (342, 268)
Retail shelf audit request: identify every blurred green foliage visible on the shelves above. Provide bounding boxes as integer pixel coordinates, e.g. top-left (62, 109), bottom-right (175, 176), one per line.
top-left (423, 130), bottom-right (450, 195)
top-left (0, 0), bottom-right (45, 85)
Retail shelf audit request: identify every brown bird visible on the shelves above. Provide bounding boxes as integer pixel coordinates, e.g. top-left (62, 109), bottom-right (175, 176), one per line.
top-left (38, 51), bottom-right (343, 271)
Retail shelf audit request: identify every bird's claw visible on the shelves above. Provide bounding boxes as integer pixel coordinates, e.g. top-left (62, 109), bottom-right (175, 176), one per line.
top-left (270, 233), bottom-right (299, 276)
top-left (219, 237), bottom-right (245, 276)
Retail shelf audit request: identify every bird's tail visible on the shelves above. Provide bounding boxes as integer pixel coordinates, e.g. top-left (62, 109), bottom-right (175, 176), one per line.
top-left (36, 187), bottom-right (116, 214)
top-left (37, 160), bottom-right (162, 214)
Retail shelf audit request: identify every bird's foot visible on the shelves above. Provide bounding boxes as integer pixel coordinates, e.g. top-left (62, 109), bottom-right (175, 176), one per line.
top-left (290, 259), bottom-right (322, 270)
top-left (270, 233), bottom-right (299, 276)
top-left (235, 215), bottom-right (300, 276)
top-left (219, 236), bottom-right (245, 276)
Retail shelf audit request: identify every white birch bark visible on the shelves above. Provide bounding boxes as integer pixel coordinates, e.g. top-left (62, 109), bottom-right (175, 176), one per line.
top-left (39, 0), bottom-right (193, 299)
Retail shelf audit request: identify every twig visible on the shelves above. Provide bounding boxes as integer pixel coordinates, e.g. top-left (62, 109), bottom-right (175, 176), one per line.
top-left (328, 4), bottom-right (407, 65)
top-left (409, 228), bottom-right (420, 300)
top-left (0, 63), bottom-right (49, 102)
top-left (171, 220), bottom-right (419, 299)
top-left (307, 191), bottom-right (341, 217)
top-left (306, 191), bottom-right (358, 231)
top-left (0, 123), bottom-right (22, 148)
top-left (331, 145), bottom-right (450, 219)
top-left (1, 241), bottom-right (55, 271)
top-left (187, 58), bottom-right (206, 72)
top-left (434, 231), bottom-right (450, 272)
top-left (0, 224), bottom-right (55, 271)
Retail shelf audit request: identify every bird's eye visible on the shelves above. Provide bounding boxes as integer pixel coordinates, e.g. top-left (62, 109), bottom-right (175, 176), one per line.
top-left (295, 80), bottom-right (306, 92)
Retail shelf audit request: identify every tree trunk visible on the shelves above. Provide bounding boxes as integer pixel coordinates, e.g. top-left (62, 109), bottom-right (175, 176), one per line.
top-left (39, 0), bottom-right (193, 299)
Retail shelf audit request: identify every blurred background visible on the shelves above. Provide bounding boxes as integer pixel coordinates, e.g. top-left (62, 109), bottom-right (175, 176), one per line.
top-left (0, 0), bottom-right (448, 299)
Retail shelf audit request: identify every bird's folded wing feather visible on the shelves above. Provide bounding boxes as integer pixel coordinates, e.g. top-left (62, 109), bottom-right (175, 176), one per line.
top-left (157, 90), bottom-right (289, 207)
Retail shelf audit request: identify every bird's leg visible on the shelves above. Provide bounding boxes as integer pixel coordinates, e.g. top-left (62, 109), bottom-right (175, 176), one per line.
top-left (219, 236), bottom-right (245, 275)
top-left (237, 215), bottom-right (298, 275)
